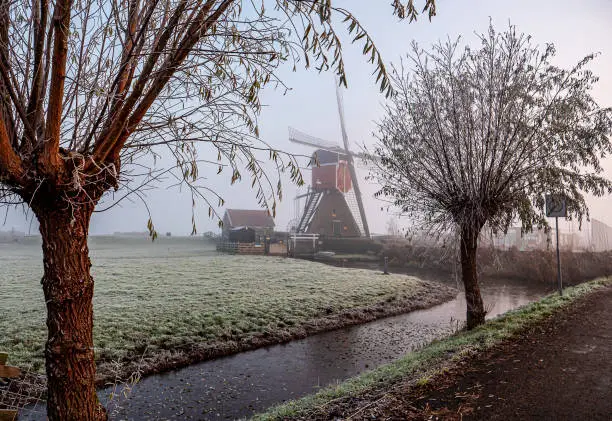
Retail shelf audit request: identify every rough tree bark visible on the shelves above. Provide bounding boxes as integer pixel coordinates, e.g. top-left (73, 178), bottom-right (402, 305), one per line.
top-left (32, 199), bottom-right (107, 421)
top-left (460, 224), bottom-right (486, 329)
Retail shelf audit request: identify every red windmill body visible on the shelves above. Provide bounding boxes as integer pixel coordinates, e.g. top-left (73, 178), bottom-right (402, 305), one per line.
top-left (288, 83), bottom-right (370, 238)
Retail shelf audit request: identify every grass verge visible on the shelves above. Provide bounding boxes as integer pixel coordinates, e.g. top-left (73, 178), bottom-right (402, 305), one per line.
top-left (252, 277), bottom-right (611, 420)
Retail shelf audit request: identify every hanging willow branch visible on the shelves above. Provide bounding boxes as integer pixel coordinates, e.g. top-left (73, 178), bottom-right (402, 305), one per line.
top-left (0, 0), bottom-right (436, 226)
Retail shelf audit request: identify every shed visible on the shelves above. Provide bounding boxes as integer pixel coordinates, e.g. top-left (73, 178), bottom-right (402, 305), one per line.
top-left (222, 209), bottom-right (275, 242)
top-left (229, 227), bottom-right (256, 243)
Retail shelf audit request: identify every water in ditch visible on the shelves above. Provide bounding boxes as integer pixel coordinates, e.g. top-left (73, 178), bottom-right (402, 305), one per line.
top-left (89, 276), bottom-right (549, 420)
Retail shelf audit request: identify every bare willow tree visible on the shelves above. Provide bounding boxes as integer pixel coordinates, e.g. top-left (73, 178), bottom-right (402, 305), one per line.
top-left (0, 0), bottom-right (438, 418)
top-left (372, 24), bottom-right (612, 329)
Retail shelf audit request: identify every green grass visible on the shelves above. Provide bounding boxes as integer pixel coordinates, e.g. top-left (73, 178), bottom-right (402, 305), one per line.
top-left (252, 277), bottom-right (611, 420)
top-left (0, 236), bottom-right (446, 373)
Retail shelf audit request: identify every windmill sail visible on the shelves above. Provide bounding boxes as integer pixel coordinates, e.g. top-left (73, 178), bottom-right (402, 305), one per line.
top-left (335, 83), bottom-right (370, 238)
top-left (344, 188), bottom-right (366, 235)
top-left (288, 127), bottom-right (341, 151)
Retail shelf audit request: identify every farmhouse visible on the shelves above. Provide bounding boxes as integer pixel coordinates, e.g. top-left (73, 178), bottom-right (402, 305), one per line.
top-left (222, 209), bottom-right (275, 243)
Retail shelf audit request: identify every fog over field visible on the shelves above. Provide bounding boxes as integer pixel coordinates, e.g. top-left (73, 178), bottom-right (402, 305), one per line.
top-left (2, 0), bottom-right (611, 236)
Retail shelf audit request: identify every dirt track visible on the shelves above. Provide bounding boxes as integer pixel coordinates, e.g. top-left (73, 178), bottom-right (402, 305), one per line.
top-left (344, 285), bottom-right (612, 420)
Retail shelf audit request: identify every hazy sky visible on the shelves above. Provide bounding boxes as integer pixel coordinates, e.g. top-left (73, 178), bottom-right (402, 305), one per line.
top-left (3, 0), bottom-right (612, 235)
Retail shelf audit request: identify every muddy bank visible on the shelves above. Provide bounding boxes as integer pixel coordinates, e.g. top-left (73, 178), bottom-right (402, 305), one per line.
top-left (95, 281), bottom-right (456, 386)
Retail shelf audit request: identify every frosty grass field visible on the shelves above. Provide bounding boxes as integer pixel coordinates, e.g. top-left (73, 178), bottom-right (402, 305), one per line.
top-left (0, 236), bottom-right (447, 375)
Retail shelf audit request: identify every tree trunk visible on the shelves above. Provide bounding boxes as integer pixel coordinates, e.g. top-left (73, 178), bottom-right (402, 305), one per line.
top-left (35, 202), bottom-right (107, 421)
top-left (460, 224), bottom-right (486, 329)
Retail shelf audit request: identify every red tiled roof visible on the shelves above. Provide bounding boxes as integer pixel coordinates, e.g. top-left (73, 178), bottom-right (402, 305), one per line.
top-left (224, 209), bottom-right (275, 228)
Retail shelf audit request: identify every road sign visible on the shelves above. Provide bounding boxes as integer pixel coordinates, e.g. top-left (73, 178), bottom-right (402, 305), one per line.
top-left (545, 195), bottom-right (567, 218)
top-left (545, 194), bottom-right (566, 296)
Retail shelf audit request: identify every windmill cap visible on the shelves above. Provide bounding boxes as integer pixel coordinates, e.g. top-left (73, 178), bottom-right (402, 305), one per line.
top-left (312, 148), bottom-right (350, 165)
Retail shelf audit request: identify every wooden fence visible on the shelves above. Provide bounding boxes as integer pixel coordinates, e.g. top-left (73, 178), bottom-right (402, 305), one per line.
top-left (216, 241), bottom-right (239, 253)
top-left (269, 243), bottom-right (287, 256)
top-left (216, 241), bottom-right (272, 255)
top-left (0, 352), bottom-right (20, 421)
top-left (236, 243), bottom-right (265, 255)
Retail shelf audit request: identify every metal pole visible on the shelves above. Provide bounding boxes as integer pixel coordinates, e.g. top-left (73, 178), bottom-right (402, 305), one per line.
top-left (313, 234), bottom-right (316, 260)
top-left (556, 216), bottom-right (562, 295)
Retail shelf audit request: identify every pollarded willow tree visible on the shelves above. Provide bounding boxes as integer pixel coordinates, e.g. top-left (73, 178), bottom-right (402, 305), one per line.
top-left (0, 0), bottom-right (438, 419)
top-left (372, 24), bottom-right (612, 329)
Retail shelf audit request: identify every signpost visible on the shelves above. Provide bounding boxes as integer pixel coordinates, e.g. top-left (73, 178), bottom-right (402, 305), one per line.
top-left (546, 195), bottom-right (567, 295)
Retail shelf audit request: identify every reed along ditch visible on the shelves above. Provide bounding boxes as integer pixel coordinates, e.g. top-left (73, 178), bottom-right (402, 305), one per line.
top-left (81, 276), bottom-right (547, 420)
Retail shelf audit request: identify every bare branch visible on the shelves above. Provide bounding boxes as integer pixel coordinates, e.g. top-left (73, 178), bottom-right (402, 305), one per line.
top-left (42, 0), bottom-right (73, 175)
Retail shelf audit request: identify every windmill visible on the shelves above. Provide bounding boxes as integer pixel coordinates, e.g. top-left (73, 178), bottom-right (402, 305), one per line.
top-left (289, 83), bottom-right (370, 238)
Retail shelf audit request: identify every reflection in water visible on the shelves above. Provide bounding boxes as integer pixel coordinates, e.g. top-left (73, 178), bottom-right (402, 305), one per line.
top-left (22, 278), bottom-right (549, 421)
